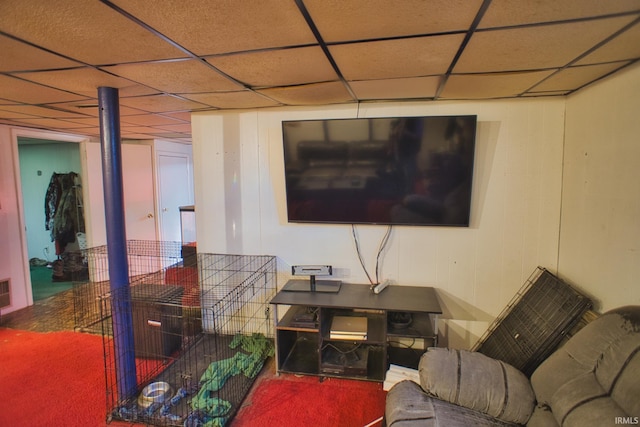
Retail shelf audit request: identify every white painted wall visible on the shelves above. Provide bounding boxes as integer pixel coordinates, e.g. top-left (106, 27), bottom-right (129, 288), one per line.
top-left (0, 126), bottom-right (31, 312)
top-left (559, 62), bottom-right (640, 311)
top-left (191, 98), bottom-right (567, 349)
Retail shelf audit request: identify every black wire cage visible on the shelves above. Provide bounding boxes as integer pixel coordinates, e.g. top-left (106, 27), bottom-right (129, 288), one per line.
top-left (72, 240), bottom-right (193, 334)
top-left (472, 266), bottom-right (592, 377)
top-left (71, 243), bottom-right (276, 426)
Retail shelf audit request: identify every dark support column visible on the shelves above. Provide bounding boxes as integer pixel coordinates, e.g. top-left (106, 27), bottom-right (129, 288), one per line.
top-left (98, 86), bottom-right (137, 402)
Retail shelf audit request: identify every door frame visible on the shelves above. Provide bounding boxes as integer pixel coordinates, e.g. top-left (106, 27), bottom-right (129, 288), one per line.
top-left (11, 127), bottom-right (90, 307)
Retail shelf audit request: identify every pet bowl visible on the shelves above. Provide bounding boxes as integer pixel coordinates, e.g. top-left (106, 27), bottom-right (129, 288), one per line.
top-left (138, 381), bottom-right (172, 408)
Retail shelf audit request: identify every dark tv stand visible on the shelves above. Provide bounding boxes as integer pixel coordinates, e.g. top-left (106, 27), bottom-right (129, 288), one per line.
top-left (281, 277), bottom-right (342, 293)
top-left (271, 282), bottom-right (442, 382)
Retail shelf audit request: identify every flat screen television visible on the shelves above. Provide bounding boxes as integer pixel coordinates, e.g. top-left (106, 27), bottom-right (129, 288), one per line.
top-left (282, 115), bottom-right (477, 227)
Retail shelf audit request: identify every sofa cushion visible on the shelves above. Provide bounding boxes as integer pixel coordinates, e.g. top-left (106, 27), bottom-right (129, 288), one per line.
top-left (419, 348), bottom-right (535, 424)
top-left (526, 405), bottom-right (559, 427)
top-left (530, 306), bottom-right (640, 426)
top-left (386, 380), bottom-right (521, 427)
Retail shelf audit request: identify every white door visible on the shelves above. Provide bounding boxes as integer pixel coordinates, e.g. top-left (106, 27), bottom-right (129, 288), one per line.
top-left (83, 142), bottom-right (157, 245)
top-left (157, 153), bottom-right (193, 243)
top-left (122, 144), bottom-right (157, 241)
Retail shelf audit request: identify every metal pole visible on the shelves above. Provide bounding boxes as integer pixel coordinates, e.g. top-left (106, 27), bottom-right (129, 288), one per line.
top-left (98, 86), bottom-right (137, 403)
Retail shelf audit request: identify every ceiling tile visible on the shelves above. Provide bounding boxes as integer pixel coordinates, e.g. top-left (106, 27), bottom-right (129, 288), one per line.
top-left (12, 118), bottom-right (90, 130)
top-left (121, 132), bottom-right (159, 140)
top-left (304, 0), bottom-right (483, 42)
top-left (0, 104), bottom-right (92, 118)
top-left (0, 75), bottom-right (88, 104)
top-left (182, 91), bottom-right (281, 109)
top-left (103, 59), bottom-right (242, 93)
top-left (575, 22), bottom-right (640, 65)
top-left (440, 70), bottom-right (555, 99)
top-left (257, 81), bottom-right (353, 105)
top-left (522, 91), bottom-right (571, 97)
top-left (109, 0), bottom-right (317, 55)
top-left (16, 67), bottom-right (158, 98)
top-left (0, 0), bottom-right (186, 65)
top-left (455, 16), bottom-right (637, 73)
top-left (0, 108), bottom-right (40, 119)
top-left (152, 123), bottom-right (193, 134)
top-left (349, 76), bottom-right (441, 100)
top-left (120, 125), bottom-right (160, 134)
top-left (480, 0), bottom-right (640, 28)
top-left (121, 114), bottom-right (189, 127)
top-left (330, 34), bottom-right (465, 80)
top-left (0, 34), bottom-right (82, 72)
top-left (206, 47), bottom-right (338, 87)
top-left (64, 127), bottom-right (100, 137)
top-left (530, 62), bottom-right (631, 92)
top-left (62, 117), bottom-right (101, 127)
top-left (52, 102), bottom-right (148, 118)
top-left (118, 94), bottom-right (209, 113)
top-left (159, 111), bottom-right (192, 122)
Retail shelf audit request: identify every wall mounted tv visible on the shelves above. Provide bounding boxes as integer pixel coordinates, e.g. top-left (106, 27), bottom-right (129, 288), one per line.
top-left (282, 115), bottom-right (477, 227)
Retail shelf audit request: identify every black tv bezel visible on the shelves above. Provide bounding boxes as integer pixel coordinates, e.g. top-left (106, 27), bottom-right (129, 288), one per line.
top-left (281, 114), bottom-right (477, 228)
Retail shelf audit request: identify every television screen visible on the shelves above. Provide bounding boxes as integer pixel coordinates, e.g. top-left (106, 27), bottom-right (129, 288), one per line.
top-left (282, 115), bottom-right (477, 226)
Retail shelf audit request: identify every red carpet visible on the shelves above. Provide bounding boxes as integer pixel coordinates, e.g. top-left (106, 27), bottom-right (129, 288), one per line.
top-left (0, 328), bottom-right (107, 427)
top-left (0, 328), bottom-right (387, 427)
top-left (233, 371), bottom-right (387, 427)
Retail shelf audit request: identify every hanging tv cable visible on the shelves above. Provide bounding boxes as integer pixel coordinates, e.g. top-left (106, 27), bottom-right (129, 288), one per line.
top-left (351, 224), bottom-right (393, 286)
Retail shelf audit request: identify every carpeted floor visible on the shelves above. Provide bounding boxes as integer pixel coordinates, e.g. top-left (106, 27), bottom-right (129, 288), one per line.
top-left (0, 327), bottom-right (387, 427)
top-left (0, 328), bottom-right (107, 427)
top-left (233, 366), bottom-right (387, 427)
top-left (30, 265), bottom-right (73, 301)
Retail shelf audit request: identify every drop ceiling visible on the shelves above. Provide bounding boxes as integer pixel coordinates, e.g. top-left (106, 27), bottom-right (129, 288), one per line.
top-left (1, 0), bottom-right (639, 143)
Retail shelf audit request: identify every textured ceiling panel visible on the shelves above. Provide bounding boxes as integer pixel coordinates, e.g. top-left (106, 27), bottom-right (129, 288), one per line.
top-left (0, 109), bottom-right (42, 119)
top-left (0, 75), bottom-right (88, 104)
top-left (575, 22), bottom-right (640, 65)
top-left (160, 111), bottom-right (192, 122)
top-left (455, 17), bottom-right (637, 73)
top-left (121, 114), bottom-right (187, 127)
top-left (441, 71), bottom-right (555, 99)
top-left (104, 59), bottom-right (242, 94)
top-left (0, 1), bottom-right (638, 141)
top-left (17, 68), bottom-right (157, 98)
top-left (0, 34), bottom-right (81, 72)
top-left (118, 94), bottom-right (209, 113)
top-left (0, 0), bottom-right (186, 65)
top-left (257, 81), bottom-right (353, 105)
top-left (152, 123), bottom-right (192, 134)
top-left (480, 0), bottom-right (640, 28)
top-left (109, 0), bottom-right (317, 55)
top-left (0, 104), bottom-right (92, 118)
top-left (349, 76), bottom-right (441, 100)
top-left (531, 62), bottom-right (630, 92)
top-left (13, 118), bottom-right (90, 130)
top-left (304, 0), bottom-right (483, 42)
top-left (330, 34), bottom-right (465, 80)
top-left (206, 46), bottom-right (338, 87)
top-left (182, 91), bottom-right (281, 109)
top-left (52, 102), bottom-right (148, 118)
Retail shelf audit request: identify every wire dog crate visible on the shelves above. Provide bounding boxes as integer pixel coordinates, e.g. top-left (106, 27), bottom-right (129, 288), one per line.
top-left (100, 252), bottom-right (276, 426)
top-left (472, 266), bottom-right (592, 377)
top-left (72, 240), bottom-right (193, 334)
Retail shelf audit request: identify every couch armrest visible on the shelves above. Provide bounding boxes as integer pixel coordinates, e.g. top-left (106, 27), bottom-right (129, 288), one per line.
top-left (419, 348), bottom-right (535, 424)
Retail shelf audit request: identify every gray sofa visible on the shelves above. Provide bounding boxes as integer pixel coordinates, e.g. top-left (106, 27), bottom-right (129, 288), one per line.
top-left (385, 305), bottom-right (640, 426)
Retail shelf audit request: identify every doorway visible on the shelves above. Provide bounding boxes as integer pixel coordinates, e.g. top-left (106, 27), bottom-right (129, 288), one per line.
top-left (17, 137), bottom-right (85, 301)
